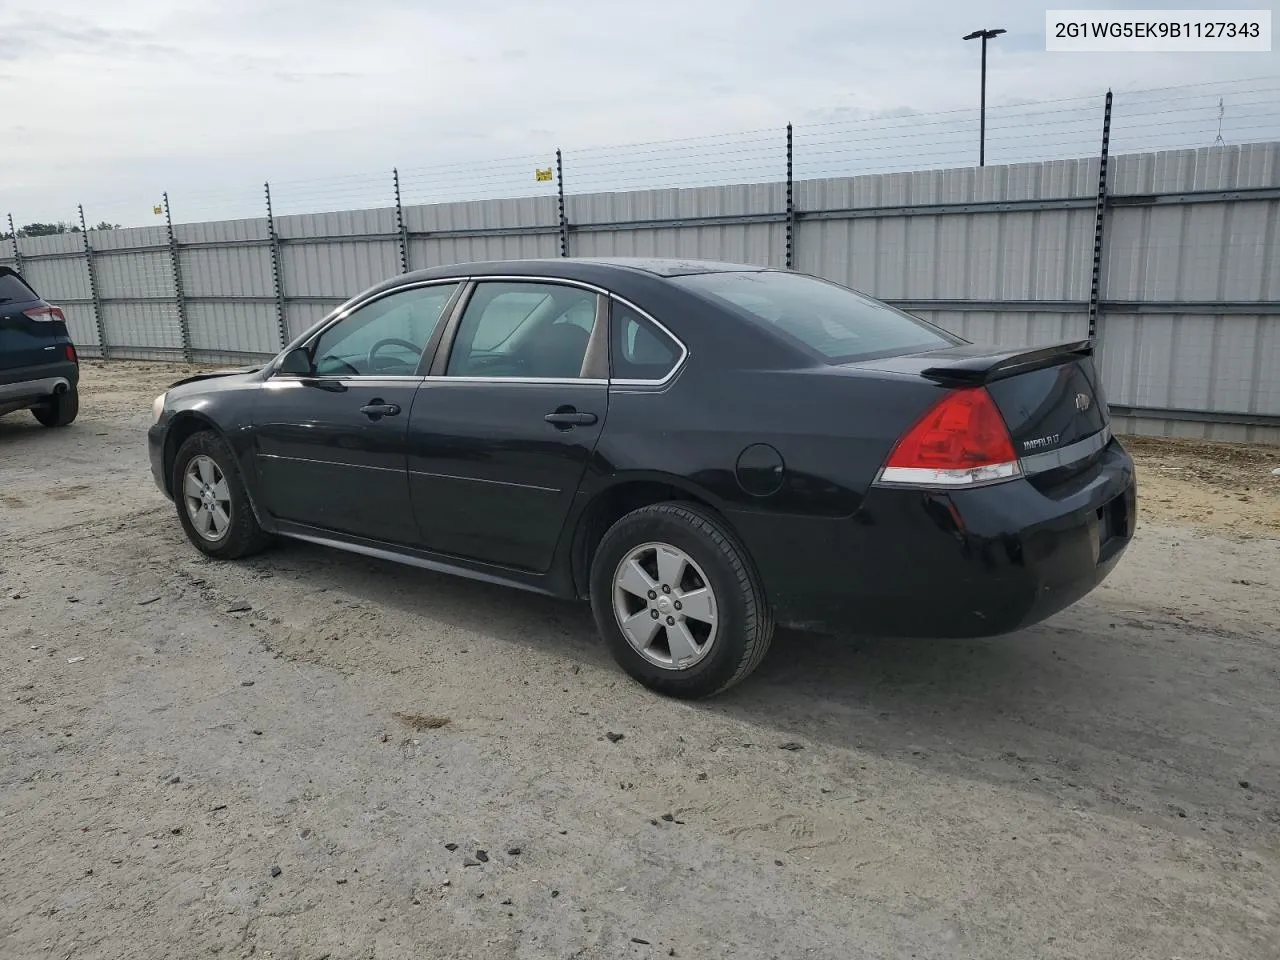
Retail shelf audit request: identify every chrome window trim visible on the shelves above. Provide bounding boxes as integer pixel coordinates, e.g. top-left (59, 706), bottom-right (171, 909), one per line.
top-left (606, 295), bottom-right (689, 388)
top-left (269, 277), bottom-right (466, 381)
top-left (441, 277), bottom-right (604, 380)
top-left (436, 275), bottom-right (689, 388)
top-left (420, 376), bottom-right (609, 386)
top-left (269, 272), bottom-right (691, 388)
top-left (1019, 425), bottom-right (1113, 474)
top-left (263, 375), bottom-right (425, 388)
top-left (424, 274), bottom-right (691, 387)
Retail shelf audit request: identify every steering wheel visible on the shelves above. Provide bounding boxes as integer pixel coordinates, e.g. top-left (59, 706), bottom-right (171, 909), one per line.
top-left (315, 354), bottom-right (360, 377)
top-left (368, 337), bottom-right (424, 372)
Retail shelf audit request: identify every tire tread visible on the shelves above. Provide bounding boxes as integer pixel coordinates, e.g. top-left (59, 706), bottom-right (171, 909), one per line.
top-left (592, 500), bottom-right (773, 698)
top-left (172, 430), bottom-right (271, 560)
top-left (32, 387), bottom-right (79, 427)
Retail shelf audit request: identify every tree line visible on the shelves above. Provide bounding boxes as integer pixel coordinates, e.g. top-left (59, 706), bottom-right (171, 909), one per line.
top-left (2, 221), bottom-right (121, 239)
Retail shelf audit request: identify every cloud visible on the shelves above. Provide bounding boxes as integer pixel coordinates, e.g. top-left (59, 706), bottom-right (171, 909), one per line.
top-left (272, 70), bottom-right (366, 84)
top-left (2, 17), bottom-right (183, 59)
top-left (2, 0), bottom-right (1277, 224)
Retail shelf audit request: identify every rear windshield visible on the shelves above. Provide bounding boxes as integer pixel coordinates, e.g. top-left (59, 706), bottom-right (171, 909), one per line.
top-left (0, 271), bottom-right (37, 305)
top-left (674, 271), bottom-right (960, 363)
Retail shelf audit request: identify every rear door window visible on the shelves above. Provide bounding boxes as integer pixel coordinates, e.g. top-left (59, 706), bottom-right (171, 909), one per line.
top-left (674, 270), bottom-right (960, 363)
top-left (446, 281), bottom-right (600, 379)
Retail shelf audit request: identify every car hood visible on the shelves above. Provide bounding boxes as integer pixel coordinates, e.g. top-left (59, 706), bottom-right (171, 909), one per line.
top-left (168, 366), bottom-right (262, 390)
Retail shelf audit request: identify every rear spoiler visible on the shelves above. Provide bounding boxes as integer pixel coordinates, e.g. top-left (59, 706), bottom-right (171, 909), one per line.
top-left (920, 339), bottom-right (1094, 386)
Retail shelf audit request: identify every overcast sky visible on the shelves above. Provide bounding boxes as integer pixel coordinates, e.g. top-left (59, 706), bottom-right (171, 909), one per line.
top-left (2, 0), bottom-right (1278, 225)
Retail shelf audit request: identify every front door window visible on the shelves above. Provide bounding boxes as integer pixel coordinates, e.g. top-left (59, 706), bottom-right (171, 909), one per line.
top-left (308, 283), bottom-right (460, 377)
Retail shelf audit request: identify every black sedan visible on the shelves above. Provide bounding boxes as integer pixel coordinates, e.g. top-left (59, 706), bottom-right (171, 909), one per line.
top-left (148, 258), bottom-right (1136, 698)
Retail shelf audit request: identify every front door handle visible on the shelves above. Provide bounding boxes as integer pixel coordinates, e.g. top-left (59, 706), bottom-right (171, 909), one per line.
top-left (360, 400), bottom-right (401, 420)
top-left (544, 409), bottom-right (598, 428)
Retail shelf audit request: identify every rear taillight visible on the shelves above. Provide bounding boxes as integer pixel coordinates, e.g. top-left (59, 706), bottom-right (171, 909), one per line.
top-left (66, 343), bottom-right (78, 364)
top-left (23, 305), bottom-right (67, 323)
top-left (877, 387), bottom-right (1021, 487)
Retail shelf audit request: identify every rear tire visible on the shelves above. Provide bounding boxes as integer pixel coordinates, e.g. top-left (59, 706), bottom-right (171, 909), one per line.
top-left (589, 501), bottom-right (774, 699)
top-left (172, 430), bottom-right (271, 560)
top-left (32, 387), bottom-right (79, 427)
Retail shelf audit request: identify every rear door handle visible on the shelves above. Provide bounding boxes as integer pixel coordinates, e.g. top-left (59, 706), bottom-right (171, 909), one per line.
top-left (544, 410), bottom-right (598, 427)
top-left (360, 400), bottom-right (401, 419)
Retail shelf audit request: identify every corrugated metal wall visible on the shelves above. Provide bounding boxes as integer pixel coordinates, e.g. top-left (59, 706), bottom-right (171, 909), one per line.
top-left (178, 218), bottom-right (279, 358)
top-left (569, 184), bottom-right (786, 265)
top-left (3, 143), bottom-right (1277, 442)
top-left (1098, 146), bottom-right (1280, 441)
top-left (4, 233), bottom-right (101, 350)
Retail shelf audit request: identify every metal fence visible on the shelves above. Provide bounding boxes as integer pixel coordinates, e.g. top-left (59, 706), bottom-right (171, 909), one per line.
top-left (4, 125), bottom-right (1279, 444)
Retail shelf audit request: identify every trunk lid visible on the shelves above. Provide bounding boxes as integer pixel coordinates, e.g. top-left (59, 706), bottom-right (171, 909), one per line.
top-left (855, 339), bottom-right (1109, 459)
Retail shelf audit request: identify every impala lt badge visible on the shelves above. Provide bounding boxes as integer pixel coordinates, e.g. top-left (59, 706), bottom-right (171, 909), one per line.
top-left (1023, 434), bottom-right (1061, 451)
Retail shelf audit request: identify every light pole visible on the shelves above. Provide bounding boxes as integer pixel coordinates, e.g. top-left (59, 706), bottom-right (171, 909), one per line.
top-left (963, 27), bottom-right (1006, 166)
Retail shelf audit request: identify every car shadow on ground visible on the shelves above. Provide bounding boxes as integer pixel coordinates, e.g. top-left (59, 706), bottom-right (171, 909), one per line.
top-left (0, 415), bottom-right (48, 439)
top-left (249, 538), bottom-right (1139, 764)
top-left (170, 529), bottom-right (1271, 830)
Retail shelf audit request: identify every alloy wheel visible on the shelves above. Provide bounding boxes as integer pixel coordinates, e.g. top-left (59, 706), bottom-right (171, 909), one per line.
top-left (183, 455), bottom-right (233, 542)
top-left (612, 541), bottom-right (719, 670)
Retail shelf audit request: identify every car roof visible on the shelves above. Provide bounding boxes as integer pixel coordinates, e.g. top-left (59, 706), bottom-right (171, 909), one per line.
top-left (402, 257), bottom-right (773, 284)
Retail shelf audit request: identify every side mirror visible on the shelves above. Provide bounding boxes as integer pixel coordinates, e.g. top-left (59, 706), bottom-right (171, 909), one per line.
top-left (277, 346), bottom-right (313, 376)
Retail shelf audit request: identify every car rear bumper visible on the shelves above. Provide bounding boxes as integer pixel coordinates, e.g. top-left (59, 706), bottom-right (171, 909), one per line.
top-left (727, 439), bottom-right (1137, 638)
top-left (0, 360), bottom-right (79, 404)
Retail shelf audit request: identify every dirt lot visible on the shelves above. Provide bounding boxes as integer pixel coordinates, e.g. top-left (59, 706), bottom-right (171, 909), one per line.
top-left (3, 361), bottom-right (1279, 960)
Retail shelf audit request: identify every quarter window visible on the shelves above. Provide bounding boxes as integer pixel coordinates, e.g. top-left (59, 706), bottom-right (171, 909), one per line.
top-left (446, 281), bottom-right (600, 379)
top-left (310, 283), bottom-right (459, 377)
top-left (609, 301), bottom-right (681, 381)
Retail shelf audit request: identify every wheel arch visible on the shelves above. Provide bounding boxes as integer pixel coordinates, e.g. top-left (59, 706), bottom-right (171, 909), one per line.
top-left (163, 413), bottom-right (268, 527)
top-left (162, 411), bottom-right (225, 496)
top-left (568, 472), bottom-right (737, 600)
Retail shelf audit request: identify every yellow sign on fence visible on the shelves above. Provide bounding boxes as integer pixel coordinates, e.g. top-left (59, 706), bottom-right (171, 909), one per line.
top-left (534, 167), bottom-right (553, 182)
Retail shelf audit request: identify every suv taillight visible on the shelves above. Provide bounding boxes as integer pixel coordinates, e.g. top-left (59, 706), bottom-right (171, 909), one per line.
top-left (876, 387), bottom-right (1021, 487)
top-left (23, 305), bottom-right (67, 323)
top-left (66, 343), bottom-right (78, 364)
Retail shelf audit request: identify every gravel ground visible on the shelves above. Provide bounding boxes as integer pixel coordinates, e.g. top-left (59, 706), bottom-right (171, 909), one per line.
top-left (2, 361), bottom-right (1279, 960)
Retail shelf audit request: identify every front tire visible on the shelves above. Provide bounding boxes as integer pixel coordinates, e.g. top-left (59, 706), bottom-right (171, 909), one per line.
top-left (589, 502), bottom-right (774, 699)
top-left (32, 387), bottom-right (79, 427)
top-left (171, 430), bottom-right (271, 560)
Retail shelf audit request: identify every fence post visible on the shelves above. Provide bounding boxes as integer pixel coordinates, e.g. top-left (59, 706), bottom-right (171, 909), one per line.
top-left (265, 182), bottom-right (289, 349)
top-left (6, 213), bottom-right (23, 274)
top-left (77, 204), bottom-right (109, 360)
top-left (785, 122), bottom-right (795, 269)
top-left (161, 192), bottom-right (193, 363)
top-left (1087, 90), bottom-right (1113, 340)
top-left (393, 168), bottom-right (411, 273)
top-left (556, 148), bottom-right (569, 257)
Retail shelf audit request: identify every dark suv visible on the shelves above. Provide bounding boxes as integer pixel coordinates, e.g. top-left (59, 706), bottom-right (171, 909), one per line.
top-left (0, 267), bottom-right (80, 427)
